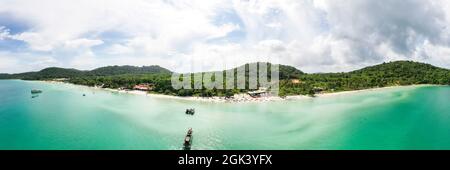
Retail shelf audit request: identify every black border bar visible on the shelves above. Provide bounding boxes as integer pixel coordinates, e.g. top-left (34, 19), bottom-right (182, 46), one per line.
top-left (0, 150), bottom-right (449, 169)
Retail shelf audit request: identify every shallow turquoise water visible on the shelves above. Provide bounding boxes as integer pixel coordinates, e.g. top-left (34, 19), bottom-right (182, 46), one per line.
top-left (0, 80), bottom-right (449, 150)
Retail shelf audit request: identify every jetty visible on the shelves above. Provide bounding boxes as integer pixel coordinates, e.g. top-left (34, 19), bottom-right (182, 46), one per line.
top-left (183, 128), bottom-right (193, 150)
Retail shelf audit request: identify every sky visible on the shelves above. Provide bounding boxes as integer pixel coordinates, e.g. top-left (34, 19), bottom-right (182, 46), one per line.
top-left (0, 0), bottom-right (450, 73)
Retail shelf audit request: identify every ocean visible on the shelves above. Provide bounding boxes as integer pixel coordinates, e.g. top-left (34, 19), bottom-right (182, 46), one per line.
top-left (0, 80), bottom-right (449, 150)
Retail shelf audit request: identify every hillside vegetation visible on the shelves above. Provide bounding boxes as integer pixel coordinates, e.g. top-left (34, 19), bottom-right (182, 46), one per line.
top-left (280, 61), bottom-right (450, 96)
top-left (0, 65), bottom-right (170, 80)
top-left (1, 61), bottom-right (449, 97)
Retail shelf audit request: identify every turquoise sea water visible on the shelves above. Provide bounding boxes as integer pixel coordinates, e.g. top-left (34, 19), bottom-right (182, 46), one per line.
top-left (0, 80), bottom-right (449, 150)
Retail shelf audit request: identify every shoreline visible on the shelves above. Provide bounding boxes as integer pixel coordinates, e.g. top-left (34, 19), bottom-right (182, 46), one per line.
top-left (114, 84), bottom-right (442, 103)
top-left (314, 84), bottom-right (436, 98)
top-left (39, 80), bottom-right (441, 103)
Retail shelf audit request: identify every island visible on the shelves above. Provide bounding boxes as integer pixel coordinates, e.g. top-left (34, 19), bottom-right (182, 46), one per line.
top-left (0, 61), bottom-right (449, 100)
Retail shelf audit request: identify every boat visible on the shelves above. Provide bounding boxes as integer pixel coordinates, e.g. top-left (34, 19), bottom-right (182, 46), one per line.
top-left (183, 128), bottom-right (193, 150)
top-left (83, 94), bottom-right (86, 96)
top-left (31, 89), bottom-right (42, 94)
top-left (185, 108), bottom-right (195, 115)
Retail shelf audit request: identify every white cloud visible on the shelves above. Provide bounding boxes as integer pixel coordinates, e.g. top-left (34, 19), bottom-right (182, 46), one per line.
top-left (257, 40), bottom-right (286, 52)
top-left (0, 55), bottom-right (18, 71)
top-left (207, 23), bottom-right (241, 39)
top-left (68, 50), bottom-right (98, 70)
top-left (0, 26), bottom-right (11, 40)
top-left (0, 0), bottom-right (234, 49)
top-left (0, 0), bottom-right (450, 73)
top-left (107, 44), bottom-right (133, 55)
top-left (0, 52), bottom-right (60, 73)
top-left (309, 0), bottom-right (450, 70)
top-left (63, 38), bottom-right (104, 50)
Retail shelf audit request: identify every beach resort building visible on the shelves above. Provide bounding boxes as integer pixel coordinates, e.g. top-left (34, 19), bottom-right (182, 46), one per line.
top-left (133, 83), bottom-right (154, 91)
top-left (291, 79), bottom-right (301, 84)
top-left (247, 87), bottom-right (269, 98)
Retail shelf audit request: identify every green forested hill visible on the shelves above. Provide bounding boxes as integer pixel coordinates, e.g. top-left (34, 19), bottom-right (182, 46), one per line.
top-left (68, 63), bottom-right (303, 96)
top-left (280, 61), bottom-right (450, 96)
top-left (0, 65), bottom-right (171, 80)
top-left (352, 61), bottom-right (449, 84)
top-left (0, 74), bottom-right (10, 79)
top-left (0, 67), bottom-right (84, 80)
top-left (32, 67), bottom-right (85, 79)
top-left (1, 60), bottom-right (449, 97)
top-left (88, 65), bottom-right (171, 76)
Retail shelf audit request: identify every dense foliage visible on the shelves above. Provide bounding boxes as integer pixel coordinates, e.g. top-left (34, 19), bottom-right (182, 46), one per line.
top-left (0, 65), bottom-right (170, 80)
top-left (87, 65), bottom-right (171, 76)
top-left (1, 61), bottom-right (449, 97)
top-left (0, 74), bottom-right (10, 79)
top-left (279, 61), bottom-right (450, 96)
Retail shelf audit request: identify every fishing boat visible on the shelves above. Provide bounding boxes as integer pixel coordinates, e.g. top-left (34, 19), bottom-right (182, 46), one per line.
top-left (31, 89), bottom-right (42, 94)
top-left (185, 108), bottom-right (195, 115)
top-left (183, 128), bottom-right (193, 150)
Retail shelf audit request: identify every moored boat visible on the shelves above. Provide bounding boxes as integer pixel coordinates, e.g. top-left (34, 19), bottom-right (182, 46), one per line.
top-left (31, 89), bottom-right (42, 94)
top-left (185, 108), bottom-right (195, 115)
top-left (183, 128), bottom-right (193, 150)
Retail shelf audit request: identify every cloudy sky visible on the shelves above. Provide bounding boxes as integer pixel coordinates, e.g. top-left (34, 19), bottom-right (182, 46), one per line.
top-left (0, 0), bottom-right (450, 73)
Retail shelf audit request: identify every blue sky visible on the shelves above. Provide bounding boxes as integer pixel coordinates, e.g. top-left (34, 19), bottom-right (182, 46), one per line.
top-left (0, 0), bottom-right (450, 73)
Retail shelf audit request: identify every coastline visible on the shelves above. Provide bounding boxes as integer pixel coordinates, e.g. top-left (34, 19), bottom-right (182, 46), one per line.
top-left (38, 80), bottom-right (443, 103)
top-left (313, 84), bottom-right (438, 98)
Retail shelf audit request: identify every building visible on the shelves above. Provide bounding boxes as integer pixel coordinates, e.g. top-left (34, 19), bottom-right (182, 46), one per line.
top-left (247, 87), bottom-right (269, 98)
top-left (133, 83), bottom-right (154, 91)
top-left (291, 79), bottom-right (301, 84)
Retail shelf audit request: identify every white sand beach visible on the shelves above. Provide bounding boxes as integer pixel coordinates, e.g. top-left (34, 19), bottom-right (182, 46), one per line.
top-left (105, 84), bottom-right (439, 103)
top-left (41, 80), bottom-right (439, 103)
